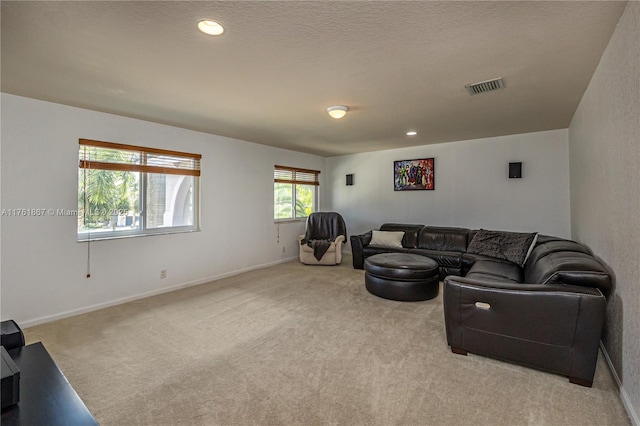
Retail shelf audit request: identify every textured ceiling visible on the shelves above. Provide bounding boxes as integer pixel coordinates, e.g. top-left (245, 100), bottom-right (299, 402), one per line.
top-left (1, 1), bottom-right (627, 156)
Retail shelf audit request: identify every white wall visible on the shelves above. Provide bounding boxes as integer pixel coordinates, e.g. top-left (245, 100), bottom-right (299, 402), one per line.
top-left (568, 2), bottom-right (640, 424)
top-left (326, 129), bottom-right (571, 242)
top-left (0, 94), bottom-right (324, 326)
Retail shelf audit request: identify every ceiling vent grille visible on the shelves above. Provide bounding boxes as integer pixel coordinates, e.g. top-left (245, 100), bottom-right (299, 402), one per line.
top-left (465, 78), bottom-right (505, 95)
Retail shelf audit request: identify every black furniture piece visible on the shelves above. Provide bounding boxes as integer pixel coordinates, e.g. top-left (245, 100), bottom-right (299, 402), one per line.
top-left (351, 224), bottom-right (469, 279)
top-left (365, 253), bottom-right (440, 301)
top-left (1, 320), bottom-right (25, 351)
top-left (0, 321), bottom-right (97, 425)
top-left (299, 212), bottom-right (348, 265)
top-left (351, 223), bottom-right (612, 386)
top-left (1, 347), bottom-right (20, 409)
top-left (1, 319), bottom-right (24, 410)
top-left (1, 342), bottom-right (98, 426)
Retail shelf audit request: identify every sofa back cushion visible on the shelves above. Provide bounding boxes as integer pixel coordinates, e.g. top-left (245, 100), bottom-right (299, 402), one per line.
top-left (380, 223), bottom-right (423, 248)
top-left (524, 250), bottom-right (612, 294)
top-left (524, 239), bottom-right (590, 272)
top-left (524, 239), bottom-right (611, 294)
top-left (417, 227), bottom-right (470, 252)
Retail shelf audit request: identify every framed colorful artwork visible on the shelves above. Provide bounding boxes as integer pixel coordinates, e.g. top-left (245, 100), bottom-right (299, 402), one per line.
top-left (394, 158), bottom-right (434, 191)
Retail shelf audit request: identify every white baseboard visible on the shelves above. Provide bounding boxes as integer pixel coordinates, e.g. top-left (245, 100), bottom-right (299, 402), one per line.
top-left (600, 341), bottom-right (640, 426)
top-left (20, 256), bottom-right (299, 329)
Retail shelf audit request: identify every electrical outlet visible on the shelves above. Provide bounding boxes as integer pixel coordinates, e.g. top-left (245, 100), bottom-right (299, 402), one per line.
top-left (282, 246), bottom-right (286, 253)
top-left (160, 270), bottom-right (167, 279)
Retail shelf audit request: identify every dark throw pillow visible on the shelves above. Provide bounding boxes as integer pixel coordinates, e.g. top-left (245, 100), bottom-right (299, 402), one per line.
top-left (467, 229), bottom-right (538, 266)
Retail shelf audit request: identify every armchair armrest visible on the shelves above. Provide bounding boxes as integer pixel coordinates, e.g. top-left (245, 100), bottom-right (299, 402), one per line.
top-left (299, 234), bottom-right (346, 245)
top-left (443, 276), bottom-right (605, 386)
top-left (298, 234), bottom-right (346, 265)
top-left (334, 235), bottom-right (345, 263)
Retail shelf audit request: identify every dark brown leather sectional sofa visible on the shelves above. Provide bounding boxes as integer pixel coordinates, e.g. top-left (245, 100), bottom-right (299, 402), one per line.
top-left (350, 223), bottom-right (612, 387)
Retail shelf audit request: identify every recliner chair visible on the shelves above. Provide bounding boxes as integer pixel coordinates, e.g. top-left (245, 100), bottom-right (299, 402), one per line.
top-left (298, 212), bottom-right (347, 265)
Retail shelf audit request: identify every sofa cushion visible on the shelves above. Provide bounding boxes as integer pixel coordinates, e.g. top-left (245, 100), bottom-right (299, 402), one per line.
top-left (409, 248), bottom-right (462, 268)
top-left (417, 226), bottom-right (470, 252)
top-left (379, 224), bottom-right (423, 248)
top-left (461, 252), bottom-right (513, 275)
top-left (370, 230), bottom-right (404, 248)
top-left (466, 260), bottom-right (524, 283)
top-left (438, 266), bottom-right (463, 281)
top-left (363, 245), bottom-right (409, 258)
top-left (467, 229), bottom-right (538, 266)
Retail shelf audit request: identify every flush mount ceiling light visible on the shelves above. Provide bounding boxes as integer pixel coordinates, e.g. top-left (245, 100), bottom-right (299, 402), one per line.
top-left (327, 105), bottom-right (348, 119)
top-left (198, 20), bottom-right (224, 36)
top-left (406, 131), bottom-right (418, 136)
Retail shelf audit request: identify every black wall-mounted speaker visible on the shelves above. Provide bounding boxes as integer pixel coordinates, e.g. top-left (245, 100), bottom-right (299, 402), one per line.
top-left (509, 162), bottom-right (522, 179)
top-left (346, 174), bottom-right (354, 186)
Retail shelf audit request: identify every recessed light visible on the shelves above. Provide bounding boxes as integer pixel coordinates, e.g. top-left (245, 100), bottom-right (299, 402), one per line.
top-left (406, 131), bottom-right (418, 136)
top-left (198, 20), bottom-right (224, 36)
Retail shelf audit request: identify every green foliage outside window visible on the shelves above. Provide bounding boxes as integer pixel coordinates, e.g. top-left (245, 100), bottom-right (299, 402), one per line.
top-left (274, 183), bottom-right (314, 220)
top-left (295, 185), bottom-right (313, 217)
top-left (78, 149), bottom-right (139, 229)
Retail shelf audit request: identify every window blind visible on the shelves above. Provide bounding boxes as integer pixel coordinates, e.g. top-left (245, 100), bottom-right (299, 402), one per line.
top-left (274, 165), bottom-right (320, 186)
top-left (79, 139), bottom-right (201, 177)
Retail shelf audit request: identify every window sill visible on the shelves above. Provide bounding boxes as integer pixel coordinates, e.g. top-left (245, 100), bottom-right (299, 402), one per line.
top-left (274, 218), bottom-right (306, 224)
top-left (77, 228), bottom-right (200, 242)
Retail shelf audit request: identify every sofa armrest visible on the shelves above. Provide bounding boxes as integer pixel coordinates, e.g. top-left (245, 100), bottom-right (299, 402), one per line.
top-left (443, 276), bottom-right (605, 385)
top-left (350, 231), bottom-right (372, 269)
top-left (445, 275), bottom-right (604, 296)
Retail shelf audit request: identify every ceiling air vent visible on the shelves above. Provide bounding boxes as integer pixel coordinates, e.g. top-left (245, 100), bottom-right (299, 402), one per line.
top-left (465, 77), bottom-right (505, 95)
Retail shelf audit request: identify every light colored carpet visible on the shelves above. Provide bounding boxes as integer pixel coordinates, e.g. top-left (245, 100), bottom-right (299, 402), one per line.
top-left (25, 256), bottom-right (630, 425)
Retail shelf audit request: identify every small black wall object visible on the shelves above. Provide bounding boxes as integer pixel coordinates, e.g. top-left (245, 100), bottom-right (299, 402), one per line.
top-left (346, 174), bottom-right (354, 186)
top-left (509, 162), bottom-right (522, 179)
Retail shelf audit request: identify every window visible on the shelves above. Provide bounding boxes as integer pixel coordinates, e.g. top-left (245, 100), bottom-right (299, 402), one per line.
top-left (274, 165), bottom-right (320, 220)
top-left (78, 139), bottom-right (201, 240)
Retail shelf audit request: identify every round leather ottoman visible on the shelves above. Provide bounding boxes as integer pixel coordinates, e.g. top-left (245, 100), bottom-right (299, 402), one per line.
top-left (364, 253), bottom-right (440, 301)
